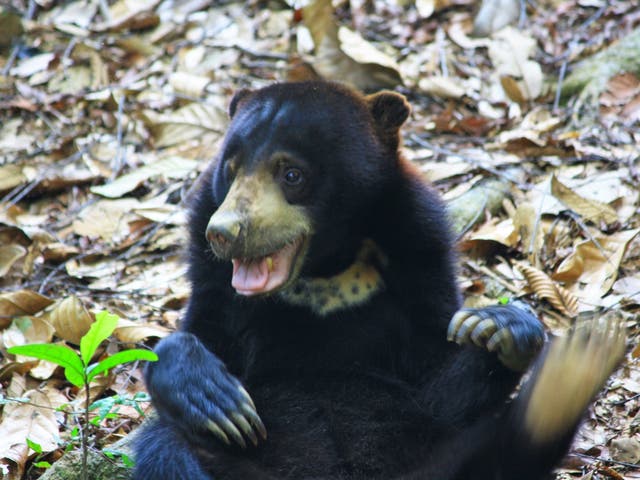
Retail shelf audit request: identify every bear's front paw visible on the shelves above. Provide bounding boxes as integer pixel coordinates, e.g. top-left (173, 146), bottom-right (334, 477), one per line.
top-left (146, 332), bottom-right (267, 448)
top-left (447, 300), bottom-right (545, 371)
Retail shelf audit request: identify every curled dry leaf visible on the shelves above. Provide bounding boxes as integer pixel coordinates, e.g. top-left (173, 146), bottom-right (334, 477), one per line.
top-left (496, 107), bottom-right (561, 146)
top-left (0, 290), bottom-right (53, 329)
top-left (47, 296), bottom-right (94, 345)
top-left (3, 317), bottom-right (57, 380)
top-left (488, 27), bottom-right (543, 101)
top-left (513, 202), bottom-right (544, 266)
top-left (517, 263), bottom-right (579, 319)
top-left (71, 198), bottom-right (139, 243)
top-left (4, 317), bottom-right (55, 346)
top-left (0, 375), bottom-right (59, 477)
top-left (302, 0), bottom-right (402, 90)
top-left (114, 318), bottom-right (171, 343)
top-left (467, 218), bottom-right (519, 248)
top-left (0, 245), bottom-right (26, 277)
top-left (41, 242), bottom-right (80, 263)
top-left (142, 102), bottom-right (227, 148)
top-left (500, 75), bottom-right (526, 104)
top-left (91, 156), bottom-right (199, 199)
top-left (554, 228), bottom-right (640, 298)
top-left (93, 0), bottom-right (161, 32)
top-left (551, 175), bottom-right (618, 225)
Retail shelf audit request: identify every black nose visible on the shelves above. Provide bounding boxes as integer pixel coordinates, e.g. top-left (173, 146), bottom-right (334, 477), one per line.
top-left (206, 211), bottom-right (242, 248)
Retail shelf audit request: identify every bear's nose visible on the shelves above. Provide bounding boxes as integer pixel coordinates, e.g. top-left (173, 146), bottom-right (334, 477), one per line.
top-left (206, 211), bottom-right (243, 248)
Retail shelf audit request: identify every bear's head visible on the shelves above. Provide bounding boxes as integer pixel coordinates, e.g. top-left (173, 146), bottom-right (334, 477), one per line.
top-left (205, 81), bottom-right (410, 299)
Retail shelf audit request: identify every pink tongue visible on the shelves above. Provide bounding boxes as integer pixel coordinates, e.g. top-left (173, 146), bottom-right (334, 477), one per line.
top-left (231, 244), bottom-right (295, 296)
top-left (231, 258), bottom-right (269, 294)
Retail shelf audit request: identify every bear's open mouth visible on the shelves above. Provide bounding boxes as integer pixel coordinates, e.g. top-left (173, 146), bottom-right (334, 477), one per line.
top-left (231, 236), bottom-right (306, 296)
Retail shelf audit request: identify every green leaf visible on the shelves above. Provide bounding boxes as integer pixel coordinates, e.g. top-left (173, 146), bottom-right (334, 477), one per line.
top-left (121, 453), bottom-right (135, 468)
top-left (103, 449), bottom-right (134, 468)
top-left (33, 461), bottom-right (52, 468)
top-left (7, 344), bottom-right (85, 387)
top-left (80, 311), bottom-right (119, 366)
top-left (27, 438), bottom-right (42, 453)
top-left (86, 349), bottom-right (157, 384)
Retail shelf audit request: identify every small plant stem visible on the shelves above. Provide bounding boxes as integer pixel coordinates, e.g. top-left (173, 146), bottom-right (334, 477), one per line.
top-left (82, 382), bottom-right (90, 480)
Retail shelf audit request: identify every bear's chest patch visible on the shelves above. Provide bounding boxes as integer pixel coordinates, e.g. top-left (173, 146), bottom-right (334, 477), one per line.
top-left (279, 239), bottom-right (387, 316)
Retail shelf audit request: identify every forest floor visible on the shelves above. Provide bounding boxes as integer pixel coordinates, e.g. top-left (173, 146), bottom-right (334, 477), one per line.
top-left (0, 0), bottom-right (639, 479)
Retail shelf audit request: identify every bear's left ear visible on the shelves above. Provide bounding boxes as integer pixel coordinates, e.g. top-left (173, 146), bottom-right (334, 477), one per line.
top-left (366, 91), bottom-right (411, 132)
top-left (229, 89), bottom-right (253, 118)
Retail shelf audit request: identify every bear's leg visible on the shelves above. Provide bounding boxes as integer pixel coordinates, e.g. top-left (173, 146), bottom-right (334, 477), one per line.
top-left (133, 417), bottom-right (211, 480)
top-left (413, 316), bottom-right (625, 480)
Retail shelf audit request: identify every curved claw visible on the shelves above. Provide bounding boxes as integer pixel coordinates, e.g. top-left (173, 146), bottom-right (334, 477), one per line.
top-left (241, 403), bottom-right (267, 440)
top-left (453, 314), bottom-right (482, 344)
top-left (448, 302), bottom-right (544, 371)
top-left (231, 412), bottom-right (258, 446)
top-left (447, 310), bottom-right (474, 341)
top-left (236, 382), bottom-right (257, 410)
top-left (207, 419), bottom-right (231, 445)
top-left (487, 328), bottom-right (513, 353)
top-left (470, 319), bottom-right (498, 347)
top-left (219, 416), bottom-right (247, 449)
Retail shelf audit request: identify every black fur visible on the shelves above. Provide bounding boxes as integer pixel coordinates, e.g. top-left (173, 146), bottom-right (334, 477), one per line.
top-left (134, 82), bottom-right (552, 480)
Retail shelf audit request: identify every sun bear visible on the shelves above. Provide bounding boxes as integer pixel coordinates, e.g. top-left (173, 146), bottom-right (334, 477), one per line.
top-left (133, 81), bottom-right (625, 480)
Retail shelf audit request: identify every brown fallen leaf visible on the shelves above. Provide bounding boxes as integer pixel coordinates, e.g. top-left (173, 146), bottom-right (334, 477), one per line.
top-left (0, 245), bottom-right (26, 277)
top-left (3, 317), bottom-right (57, 380)
top-left (517, 263), bottom-right (579, 320)
top-left (0, 291), bottom-right (53, 329)
top-left (71, 198), bottom-right (140, 243)
top-left (551, 175), bottom-right (618, 225)
top-left (93, 0), bottom-right (161, 32)
top-left (302, 0), bottom-right (402, 90)
top-left (142, 102), bottom-right (227, 148)
top-left (47, 296), bottom-right (94, 345)
top-left (500, 75), bottom-right (526, 104)
top-left (41, 242), bottom-right (80, 263)
top-left (0, 375), bottom-right (59, 478)
top-left (554, 228), bottom-right (640, 298)
top-left (513, 202), bottom-right (544, 266)
top-left (466, 218), bottom-right (519, 248)
top-left (488, 27), bottom-right (544, 101)
top-left (114, 318), bottom-right (171, 343)
top-left (91, 156), bottom-right (199, 199)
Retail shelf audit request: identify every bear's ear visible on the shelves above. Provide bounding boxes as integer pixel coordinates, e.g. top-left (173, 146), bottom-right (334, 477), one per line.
top-left (229, 89), bottom-right (253, 118)
top-left (365, 91), bottom-right (410, 132)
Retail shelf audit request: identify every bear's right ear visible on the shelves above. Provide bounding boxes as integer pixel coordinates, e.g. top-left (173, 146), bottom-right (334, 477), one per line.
top-left (365, 91), bottom-right (411, 132)
top-left (229, 89), bottom-right (253, 118)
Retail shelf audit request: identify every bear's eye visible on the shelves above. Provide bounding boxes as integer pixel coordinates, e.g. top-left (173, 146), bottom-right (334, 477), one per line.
top-left (283, 168), bottom-right (303, 186)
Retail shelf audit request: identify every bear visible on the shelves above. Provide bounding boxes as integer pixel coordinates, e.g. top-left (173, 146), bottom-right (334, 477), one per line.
top-left (132, 81), bottom-right (625, 480)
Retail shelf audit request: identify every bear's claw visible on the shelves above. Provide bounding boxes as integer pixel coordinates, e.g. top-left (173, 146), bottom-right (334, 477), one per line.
top-left (145, 332), bottom-right (267, 449)
top-left (448, 301), bottom-right (544, 371)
